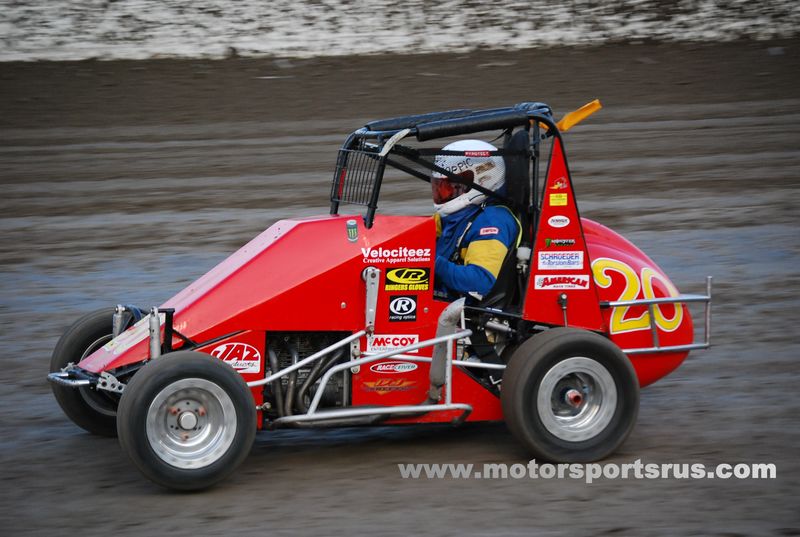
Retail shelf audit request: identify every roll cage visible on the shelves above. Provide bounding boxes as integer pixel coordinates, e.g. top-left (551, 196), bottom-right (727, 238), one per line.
top-left (329, 101), bottom-right (561, 243)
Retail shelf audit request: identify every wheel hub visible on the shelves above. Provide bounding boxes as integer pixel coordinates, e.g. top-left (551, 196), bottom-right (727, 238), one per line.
top-left (537, 356), bottom-right (617, 442)
top-left (146, 378), bottom-right (237, 470)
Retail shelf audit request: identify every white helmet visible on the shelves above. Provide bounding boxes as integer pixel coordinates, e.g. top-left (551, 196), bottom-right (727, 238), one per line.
top-left (432, 139), bottom-right (505, 216)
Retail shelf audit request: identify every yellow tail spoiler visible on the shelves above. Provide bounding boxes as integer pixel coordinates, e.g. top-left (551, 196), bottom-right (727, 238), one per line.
top-left (556, 99), bottom-right (602, 132)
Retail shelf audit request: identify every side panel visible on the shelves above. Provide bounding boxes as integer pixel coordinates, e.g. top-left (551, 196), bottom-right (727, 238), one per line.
top-left (584, 219), bottom-right (694, 387)
top-left (522, 136), bottom-right (606, 331)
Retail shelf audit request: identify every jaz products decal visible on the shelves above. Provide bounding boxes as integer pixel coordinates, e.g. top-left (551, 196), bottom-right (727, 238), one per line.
top-left (388, 295), bottom-right (417, 322)
top-left (369, 361), bottom-right (419, 374)
top-left (210, 342), bottom-right (262, 373)
top-left (549, 193), bottom-right (568, 206)
top-left (384, 268), bottom-right (430, 291)
top-left (534, 274), bottom-right (590, 290)
top-left (592, 257), bottom-right (684, 335)
top-left (361, 246), bottom-right (431, 264)
top-left (367, 334), bottom-right (420, 353)
top-left (537, 251), bottom-right (584, 270)
top-left (547, 215), bottom-right (570, 228)
top-left (362, 378), bottom-right (417, 394)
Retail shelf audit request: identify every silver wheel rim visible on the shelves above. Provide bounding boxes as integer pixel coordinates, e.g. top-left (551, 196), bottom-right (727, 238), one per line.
top-left (146, 378), bottom-right (237, 469)
top-left (537, 356), bottom-right (617, 442)
top-left (78, 334), bottom-right (117, 417)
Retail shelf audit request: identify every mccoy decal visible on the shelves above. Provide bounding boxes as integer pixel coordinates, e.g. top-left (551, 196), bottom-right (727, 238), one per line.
top-left (547, 215), bottom-right (570, 228)
top-left (534, 274), bottom-right (590, 290)
top-left (362, 246), bottom-right (431, 264)
top-left (389, 295), bottom-right (417, 322)
top-left (538, 251), bottom-right (584, 270)
top-left (479, 226), bottom-right (500, 236)
top-left (210, 342), bottom-right (262, 373)
top-left (369, 361), bottom-right (419, 374)
top-left (367, 334), bottom-right (420, 353)
top-left (385, 268), bottom-right (430, 291)
top-left (545, 238), bottom-right (576, 247)
top-left (549, 193), bottom-right (568, 206)
top-left (550, 177), bottom-right (568, 190)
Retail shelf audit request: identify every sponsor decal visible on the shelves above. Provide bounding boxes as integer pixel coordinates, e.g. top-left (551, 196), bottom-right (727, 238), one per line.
top-left (367, 334), bottom-right (420, 353)
top-left (545, 238), bottom-right (576, 247)
top-left (210, 342), bottom-right (262, 374)
top-left (549, 193), bottom-right (568, 206)
top-left (547, 215), bottom-right (570, 228)
top-left (361, 246), bottom-right (431, 264)
top-left (346, 219), bottom-right (358, 242)
top-left (538, 251), bottom-right (584, 270)
top-left (384, 268), bottom-right (430, 291)
top-left (369, 361), bottom-right (419, 374)
top-left (550, 177), bottom-right (568, 190)
top-left (479, 226), bottom-right (500, 236)
top-left (464, 150), bottom-right (491, 157)
top-left (534, 274), bottom-right (591, 290)
top-left (362, 378), bottom-right (417, 394)
top-left (388, 295), bottom-right (417, 322)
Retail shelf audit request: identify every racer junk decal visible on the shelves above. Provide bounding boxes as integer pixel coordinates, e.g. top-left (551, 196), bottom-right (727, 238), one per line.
top-left (534, 274), bottom-right (590, 290)
top-left (547, 215), bottom-right (570, 228)
top-left (367, 334), bottom-right (420, 353)
top-left (545, 238), bottom-right (576, 247)
top-left (384, 268), bottom-right (430, 291)
top-left (538, 251), bottom-right (584, 270)
top-left (370, 361), bottom-right (419, 374)
top-left (388, 295), bottom-right (417, 322)
top-left (210, 342), bottom-right (262, 374)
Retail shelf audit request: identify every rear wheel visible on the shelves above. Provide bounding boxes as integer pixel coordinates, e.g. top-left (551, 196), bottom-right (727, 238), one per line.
top-left (50, 308), bottom-right (122, 436)
top-left (502, 328), bottom-right (639, 462)
top-left (117, 351), bottom-right (256, 491)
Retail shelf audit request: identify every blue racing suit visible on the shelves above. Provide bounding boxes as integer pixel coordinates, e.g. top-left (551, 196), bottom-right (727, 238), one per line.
top-left (434, 204), bottom-right (521, 301)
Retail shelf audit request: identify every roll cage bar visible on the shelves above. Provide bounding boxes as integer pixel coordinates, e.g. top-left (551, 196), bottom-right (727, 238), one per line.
top-left (329, 101), bottom-right (560, 229)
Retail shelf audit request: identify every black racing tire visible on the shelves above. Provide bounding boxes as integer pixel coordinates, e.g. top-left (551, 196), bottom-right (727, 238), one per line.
top-left (117, 351), bottom-right (257, 491)
top-left (50, 308), bottom-right (121, 436)
top-left (501, 328), bottom-right (639, 463)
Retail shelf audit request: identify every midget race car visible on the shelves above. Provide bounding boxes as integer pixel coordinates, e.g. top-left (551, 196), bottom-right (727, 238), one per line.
top-left (48, 100), bottom-right (712, 490)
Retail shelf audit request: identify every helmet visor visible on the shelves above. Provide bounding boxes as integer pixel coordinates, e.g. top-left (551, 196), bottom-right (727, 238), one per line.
top-left (431, 171), bottom-right (472, 204)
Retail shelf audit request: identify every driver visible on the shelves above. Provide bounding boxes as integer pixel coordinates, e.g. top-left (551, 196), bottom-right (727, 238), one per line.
top-left (432, 140), bottom-right (520, 301)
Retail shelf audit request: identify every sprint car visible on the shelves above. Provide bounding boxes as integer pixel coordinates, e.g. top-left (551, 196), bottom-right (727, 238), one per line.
top-left (48, 100), bottom-right (712, 490)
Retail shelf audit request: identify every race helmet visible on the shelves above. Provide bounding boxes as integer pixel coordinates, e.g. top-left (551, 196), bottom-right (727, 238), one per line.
top-left (431, 139), bottom-right (505, 216)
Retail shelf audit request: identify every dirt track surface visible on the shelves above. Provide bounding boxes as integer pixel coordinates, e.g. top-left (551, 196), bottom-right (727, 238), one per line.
top-left (1, 41), bottom-right (799, 536)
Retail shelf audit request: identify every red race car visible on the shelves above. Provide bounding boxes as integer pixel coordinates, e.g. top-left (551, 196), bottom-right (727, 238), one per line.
top-left (48, 100), bottom-right (712, 490)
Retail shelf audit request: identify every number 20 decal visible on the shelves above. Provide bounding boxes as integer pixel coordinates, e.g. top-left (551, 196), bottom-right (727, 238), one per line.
top-left (591, 258), bottom-right (684, 334)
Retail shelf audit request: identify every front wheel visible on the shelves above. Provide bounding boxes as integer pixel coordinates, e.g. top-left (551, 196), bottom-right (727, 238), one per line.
top-left (50, 308), bottom-right (121, 436)
top-left (501, 328), bottom-right (639, 462)
top-left (117, 351), bottom-right (256, 491)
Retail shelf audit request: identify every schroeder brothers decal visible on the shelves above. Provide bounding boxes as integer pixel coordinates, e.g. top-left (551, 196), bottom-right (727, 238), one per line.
top-left (210, 342), bottom-right (262, 373)
top-left (538, 251), bottom-right (584, 270)
top-left (384, 268), bottom-right (430, 291)
top-left (361, 246), bottom-right (431, 264)
top-left (367, 334), bottom-right (420, 353)
top-left (534, 274), bottom-right (590, 290)
top-left (388, 295), bottom-right (417, 322)
top-left (547, 215), bottom-right (570, 228)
